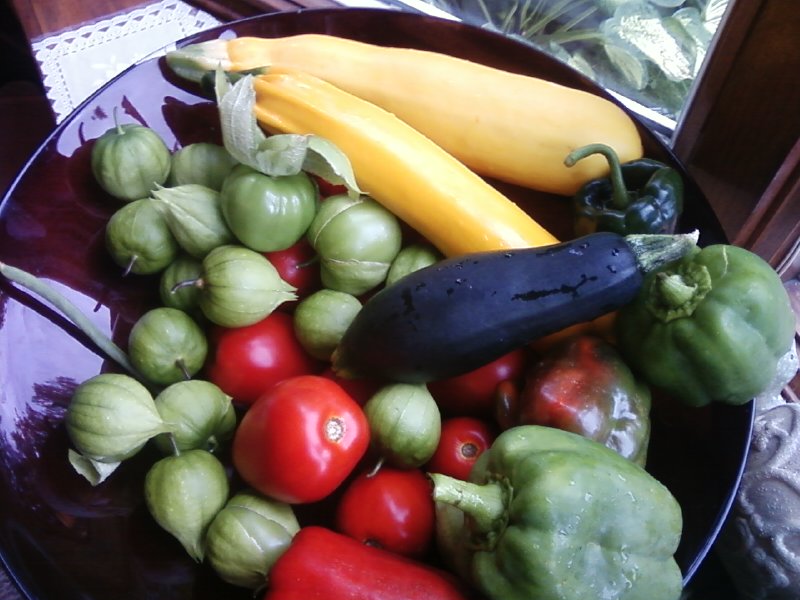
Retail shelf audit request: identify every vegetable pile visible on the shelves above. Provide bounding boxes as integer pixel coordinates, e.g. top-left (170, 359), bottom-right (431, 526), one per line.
top-left (1, 32), bottom-right (796, 600)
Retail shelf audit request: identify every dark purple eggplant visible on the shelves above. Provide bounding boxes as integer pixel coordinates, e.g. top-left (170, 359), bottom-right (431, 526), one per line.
top-left (332, 231), bottom-right (697, 383)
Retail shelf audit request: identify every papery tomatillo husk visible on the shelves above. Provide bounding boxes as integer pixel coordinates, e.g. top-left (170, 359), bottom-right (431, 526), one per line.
top-left (385, 243), bottom-right (442, 287)
top-left (151, 184), bottom-right (235, 258)
top-left (197, 245), bottom-right (296, 327)
top-left (144, 449), bottom-right (229, 561)
top-left (293, 289), bottom-right (361, 361)
top-left (66, 373), bottom-right (169, 464)
top-left (205, 490), bottom-right (300, 589)
top-left (91, 121), bottom-right (171, 201)
top-left (105, 199), bottom-right (179, 275)
top-left (168, 142), bottom-right (238, 191)
top-left (307, 194), bottom-right (402, 295)
top-left (153, 379), bottom-right (236, 454)
top-left (159, 254), bottom-right (204, 313)
top-left (127, 307), bottom-right (208, 385)
top-left (363, 383), bottom-right (441, 469)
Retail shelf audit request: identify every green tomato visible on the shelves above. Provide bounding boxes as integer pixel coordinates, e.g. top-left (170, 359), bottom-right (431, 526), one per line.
top-left (91, 122), bottom-right (171, 201)
top-left (220, 164), bottom-right (319, 252)
top-left (307, 195), bottom-right (402, 295)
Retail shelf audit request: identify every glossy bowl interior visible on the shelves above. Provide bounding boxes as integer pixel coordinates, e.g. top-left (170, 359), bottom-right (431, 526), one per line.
top-left (0, 8), bottom-right (753, 600)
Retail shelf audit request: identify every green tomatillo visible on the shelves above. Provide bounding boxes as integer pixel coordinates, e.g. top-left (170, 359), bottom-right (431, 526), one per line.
top-left (307, 194), bottom-right (402, 295)
top-left (65, 373), bottom-right (170, 484)
top-left (292, 289), bottom-right (362, 361)
top-left (151, 184), bottom-right (235, 259)
top-left (127, 307), bottom-right (208, 386)
top-left (105, 199), bottom-right (178, 275)
top-left (153, 379), bottom-right (236, 454)
top-left (144, 449), bottom-right (229, 561)
top-left (205, 490), bottom-right (300, 589)
top-left (195, 245), bottom-right (297, 327)
top-left (159, 254), bottom-right (204, 314)
top-left (168, 142), bottom-right (238, 190)
top-left (364, 383), bottom-right (441, 469)
top-left (91, 117), bottom-right (171, 202)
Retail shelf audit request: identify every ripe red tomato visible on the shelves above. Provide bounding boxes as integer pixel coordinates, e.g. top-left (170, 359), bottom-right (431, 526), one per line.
top-left (263, 238), bottom-right (321, 306)
top-left (426, 417), bottom-right (495, 481)
top-left (335, 467), bottom-right (435, 558)
top-left (233, 375), bottom-right (370, 504)
top-left (427, 348), bottom-right (528, 417)
top-left (312, 175), bottom-right (348, 198)
top-left (319, 367), bottom-right (384, 406)
top-left (206, 312), bottom-right (320, 405)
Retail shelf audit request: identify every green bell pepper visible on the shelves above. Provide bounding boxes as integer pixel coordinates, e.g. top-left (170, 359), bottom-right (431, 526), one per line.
top-left (564, 143), bottom-right (683, 237)
top-left (615, 244), bottom-right (796, 407)
top-left (430, 425), bottom-right (683, 600)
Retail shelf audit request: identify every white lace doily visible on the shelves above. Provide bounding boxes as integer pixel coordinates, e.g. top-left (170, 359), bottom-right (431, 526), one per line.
top-left (31, 0), bottom-right (221, 123)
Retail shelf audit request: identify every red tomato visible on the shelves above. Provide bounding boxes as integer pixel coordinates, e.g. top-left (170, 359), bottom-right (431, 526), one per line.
top-left (320, 367), bottom-right (384, 406)
top-left (428, 348), bottom-right (528, 417)
top-left (335, 467), bottom-right (435, 558)
top-left (263, 239), bottom-right (321, 306)
top-left (206, 312), bottom-right (320, 405)
top-left (233, 375), bottom-right (370, 504)
top-left (426, 417), bottom-right (495, 481)
top-left (312, 175), bottom-right (348, 198)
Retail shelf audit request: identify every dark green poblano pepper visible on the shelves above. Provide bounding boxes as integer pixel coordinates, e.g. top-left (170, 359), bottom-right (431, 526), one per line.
top-left (430, 425), bottom-right (683, 600)
top-left (616, 244), bottom-right (796, 407)
top-left (564, 143), bottom-right (683, 237)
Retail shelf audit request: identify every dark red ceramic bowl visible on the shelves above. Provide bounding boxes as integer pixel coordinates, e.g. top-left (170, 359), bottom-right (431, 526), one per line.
top-left (0, 8), bottom-right (753, 600)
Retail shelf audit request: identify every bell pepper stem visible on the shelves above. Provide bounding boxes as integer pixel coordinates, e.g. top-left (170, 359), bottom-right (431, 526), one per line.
top-left (647, 263), bottom-right (713, 322)
top-left (429, 472), bottom-right (507, 535)
top-left (656, 272), bottom-right (697, 306)
top-left (564, 143), bottom-right (630, 210)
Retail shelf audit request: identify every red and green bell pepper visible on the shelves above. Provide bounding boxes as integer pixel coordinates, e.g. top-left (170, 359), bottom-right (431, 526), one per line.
top-left (496, 335), bottom-right (651, 465)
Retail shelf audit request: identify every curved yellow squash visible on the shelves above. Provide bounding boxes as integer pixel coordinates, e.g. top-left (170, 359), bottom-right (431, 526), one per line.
top-left (225, 34), bottom-right (643, 196)
top-left (252, 69), bottom-right (559, 257)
